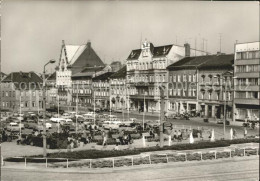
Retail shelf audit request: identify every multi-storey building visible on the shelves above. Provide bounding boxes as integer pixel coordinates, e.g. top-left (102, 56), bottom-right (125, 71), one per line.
top-left (126, 39), bottom-right (207, 113)
top-left (1, 72), bottom-right (43, 113)
top-left (167, 54), bottom-right (234, 118)
top-left (56, 40), bottom-right (104, 105)
top-left (92, 72), bottom-right (114, 109)
top-left (110, 66), bottom-right (127, 110)
top-left (45, 72), bottom-right (58, 108)
top-left (234, 42), bottom-right (260, 121)
top-left (71, 66), bottom-right (104, 109)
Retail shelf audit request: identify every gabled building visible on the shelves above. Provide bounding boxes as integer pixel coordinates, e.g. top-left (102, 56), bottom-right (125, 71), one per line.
top-left (167, 54), bottom-right (234, 119)
top-left (110, 66), bottom-right (127, 110)
top-left (1, 72), bottom-right (43, 112)
top-left (126, 39), bottom-right (207, 113)
top-left (56, 40), bottom-right (105, 105)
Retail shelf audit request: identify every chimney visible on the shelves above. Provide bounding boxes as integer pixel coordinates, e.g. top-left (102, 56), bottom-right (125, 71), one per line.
top-left (184, 43), bottom-right (190, 57)
top-left (87, 40), bottom-right (91, 48)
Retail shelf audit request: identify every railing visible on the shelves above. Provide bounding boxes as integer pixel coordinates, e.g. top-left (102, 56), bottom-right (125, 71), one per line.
top-left (2, 146), bottom-right (258, 169)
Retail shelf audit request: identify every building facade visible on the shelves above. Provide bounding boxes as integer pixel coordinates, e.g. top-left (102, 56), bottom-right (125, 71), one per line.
top-left (71, 66), bottom-right (104, 109)
top-left (167, 54), bottom-right (234, 119)
top-left (46, 72), bottom-right (58, 108)
top-left (56, 40), bottom-right (105, 106)
top-left (110, 66), bottom-right (127, 110)
top-left (234, 42), bottom-right (260, 121)
top-left (92, 72), bottom-right (114, 110)
top-left (1, 72), bottom-right (43, 113)
top-left (126, 39), bottom-right (207, 113)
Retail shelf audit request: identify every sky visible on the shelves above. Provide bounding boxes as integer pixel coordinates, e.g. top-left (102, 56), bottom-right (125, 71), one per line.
top-left (1, 1), bottom-right (259, 74)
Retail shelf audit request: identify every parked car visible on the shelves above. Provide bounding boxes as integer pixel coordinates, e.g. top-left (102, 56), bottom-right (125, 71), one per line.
top-left (7, 122), bottom-right (21, 132)
top-left (24, 122), bottom-right (36, 129)
top-left (217, 119), bottom-right (230, 125)
top-left (103, 123), bottom-right (119, 130)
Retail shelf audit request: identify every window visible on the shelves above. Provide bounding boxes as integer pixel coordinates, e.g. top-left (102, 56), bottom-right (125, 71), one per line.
top-left (208, 92), bottom-right (212, 100)
top-left (216, 92), bottom-right (220, 100)
top-left (193, 74), bottom-right (196, 82)
top-left (248, 65), bottom-right (259, 72)
top-left (192, 89), bottom-right (196, 97)
top-left (177, 75), bottom-right (181, 82)
top-left (236, 65), bottom-right (246, 72)
top-left (238, 78), bottom-right (247, 86)
top-left (13, 91), bottom-right (15, 97)
top-left (248, 91), bottom-right (258, 99)
top-left (201, 75), bottom-right (205, 83)
top-left (188, 74), bottom-right (192, 82)
top-left (183, 89), bottom-right (186, 96)
top-left (32, 91), bottom-right (36, 96)
top-left (25, 102), bottom-right (28, 107)
top-left (248, 51), bottom-right (260, 59)
top-left (248, 78), bottom-right (259, 86)
top-left (241, 52), bottom-right (247, 59)
top-left (173, 75), bottom-right (176, 82)
top-left (2, 91), bottom-right (4, 97)
top-left (32, 101), bottom-right (35, 107)
top-left (177, 89), bottom-right (181, 96)
top-left (169, 75), bottom-right (173, 83)
top-left (188, 88), bottom-right (191, 96)
top-left (236, 52), bottom-right (242, 60)
top-left (201, 92), bottom-right (205, 99)
top-left (208, 75), bottom-right (212, 82)
top-left (183, 74), bottom-right (187, 82)
top-left (5, 92), bottom-right (8, 97)
top-left (236, 91), bottom-right (246, 99)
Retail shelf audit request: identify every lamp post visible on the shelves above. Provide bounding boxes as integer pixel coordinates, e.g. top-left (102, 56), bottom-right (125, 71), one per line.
top-left (159, 86), bottom-right (165, 148)
top-left (42, 59), bottom-right (56, 157)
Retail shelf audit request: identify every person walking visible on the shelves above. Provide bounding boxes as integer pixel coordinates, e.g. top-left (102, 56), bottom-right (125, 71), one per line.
top-left (233, 129), bottom-right (237, 139)
top-left (102, 131), bottom-right (107, 147)
top-left (244, 128), bottom-right (247, 138)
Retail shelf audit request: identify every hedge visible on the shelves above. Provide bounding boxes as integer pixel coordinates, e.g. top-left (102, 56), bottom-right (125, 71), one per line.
top-left (28, 138), bottom-right (259, 160)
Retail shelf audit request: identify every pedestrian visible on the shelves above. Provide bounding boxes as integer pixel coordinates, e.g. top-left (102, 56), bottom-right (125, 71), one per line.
top-left (173, 130), bottom-right (177, 140)
top-left (177, 130), bottom-right (182, 141)
top-left (233, 129), bottom-right (237, 139)
top-left (127, 133), bottom-right (132, 145)
top-left (118, 130), bottom-right (124, 145)
top-left (102, 131), bottom-right (107, 147)
top-left (244, 128), bottom-right (247, 138)
top-left (114, 143), bottom-right (119, 150)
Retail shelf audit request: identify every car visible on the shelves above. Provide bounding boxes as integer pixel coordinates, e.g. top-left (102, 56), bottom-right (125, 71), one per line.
top-left (217, 119), bottom-right (230, 125)
top-left (50, 117), bottom-right (66, 123)
top-left (113, 109), bottom-right (123, 113)
top-left (147, 120), bottom-right (160, 127)
top-left (119, 119), bottom-right (134, 127)
top-left (103, 123), bottom-right (119, 130)
top-left (24, 122), bottom-right (36, 129)
top-left (61, 123), bottom-right (75, 131)
top-left (7, 122), bottom-right (20, 132)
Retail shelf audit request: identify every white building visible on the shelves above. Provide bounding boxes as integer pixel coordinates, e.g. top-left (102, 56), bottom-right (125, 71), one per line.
top-left (234, 41), bottom-right (260, 121)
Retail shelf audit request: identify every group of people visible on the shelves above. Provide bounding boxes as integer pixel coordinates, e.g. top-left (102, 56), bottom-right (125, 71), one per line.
top-left (101, 129), bottom-right (133, 148)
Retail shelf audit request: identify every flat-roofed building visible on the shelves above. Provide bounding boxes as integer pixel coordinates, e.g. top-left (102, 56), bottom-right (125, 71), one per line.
top-left (234, 41), bottom-right (260, 122)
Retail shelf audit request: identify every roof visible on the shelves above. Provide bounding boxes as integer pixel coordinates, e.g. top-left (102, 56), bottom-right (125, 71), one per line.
top-left (46, 72), bottom-right (56, 81)
top-left (110, 61), bottom-right (121, 65)
top-left (110, 66), bottom-right (126, 79)
top-left (152, 45), bottom-right (173, 58)
top-left (126, 44), bottom-right (173, 60)
top-left (127, 49), bottom-right (142, 60)
top-left (71, 66), bottom-right (105, 78)
top-left (92, 72), bottom-right (114, 81)
top-left (167, 54), bottom-right (234, 70)
top-left (60, 41), bottom-right (105, 75)
top-left (2, 72), bottom-right (43, 89)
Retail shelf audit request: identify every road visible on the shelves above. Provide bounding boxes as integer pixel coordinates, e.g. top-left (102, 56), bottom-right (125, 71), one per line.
top-left (1, 157), bottom-right (258, 181)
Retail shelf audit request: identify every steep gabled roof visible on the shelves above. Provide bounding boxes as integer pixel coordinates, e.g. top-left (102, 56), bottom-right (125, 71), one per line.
top-left (167, 54), bottom-right (234, 70)
top-left (2, 72), bottom-right (42, 89)
top-left (110, 66), bottom-right (126, 79)
top-left (70, 43), bottom-right (105, 75)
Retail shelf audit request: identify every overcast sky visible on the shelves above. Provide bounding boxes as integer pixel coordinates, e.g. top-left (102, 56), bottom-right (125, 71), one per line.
top-left (2, 1), bottom-right (259, 74)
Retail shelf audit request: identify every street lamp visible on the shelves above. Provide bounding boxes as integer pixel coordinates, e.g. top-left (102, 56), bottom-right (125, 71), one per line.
top-left (42, 59), bottom-right (56, 157)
